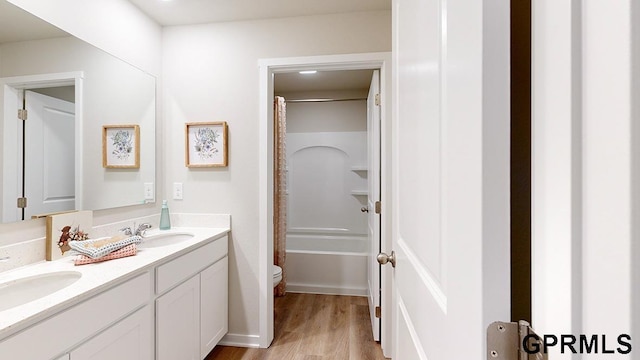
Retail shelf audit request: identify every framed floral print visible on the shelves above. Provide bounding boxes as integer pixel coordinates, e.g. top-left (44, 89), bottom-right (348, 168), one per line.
top-left (102, 125), bottom-right (140, 169)
top-left (185, 121), bottom-right (228, 167)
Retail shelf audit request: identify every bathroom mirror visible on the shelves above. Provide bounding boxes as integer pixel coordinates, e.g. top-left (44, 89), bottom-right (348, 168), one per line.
top-left (0, 0), bottom-right (156, 223)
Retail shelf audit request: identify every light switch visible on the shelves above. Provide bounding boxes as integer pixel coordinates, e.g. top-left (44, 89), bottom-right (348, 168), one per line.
top-left (173, 182), bottom-right (183, 200)
top-left (144, 183), bottom-right (154, 200)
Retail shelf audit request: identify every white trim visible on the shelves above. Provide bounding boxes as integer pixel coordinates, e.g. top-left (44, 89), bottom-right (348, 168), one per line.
top-left (218, 333), bottom-right (261, 348)
top-left (0, 72), bottom-right (84, 223)
top-left (286, 250), bottom-right (368, 256)
top-left (287, 284), bottom-right (368, 297)
top-left (287, 227), bottom-right (351, 234)
top-left (258, 52), bottom-right (392, 350)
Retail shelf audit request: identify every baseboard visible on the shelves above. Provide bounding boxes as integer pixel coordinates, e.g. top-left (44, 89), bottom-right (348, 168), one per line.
top-left (287, 283), bottom-right (368, 296)
top-left (218, 333), bottom-right (261, 348)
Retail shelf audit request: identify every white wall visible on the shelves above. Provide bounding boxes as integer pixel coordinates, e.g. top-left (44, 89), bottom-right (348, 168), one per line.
top-left (0, 1), bottom-right (161, 247)
top-left (162, 10), bottom-right (391, 343)
top-left (286, 99), bottom-right (367, 133)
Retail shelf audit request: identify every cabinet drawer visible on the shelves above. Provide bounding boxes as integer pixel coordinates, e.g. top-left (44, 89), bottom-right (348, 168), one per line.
top-left (0, 272), bottom-right (150, 360)
top-left (156, 235), bottom-right (227, 294)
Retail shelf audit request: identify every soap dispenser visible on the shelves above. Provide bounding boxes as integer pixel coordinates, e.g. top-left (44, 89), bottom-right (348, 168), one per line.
top-left (159, 200), bottom-right (171, 230)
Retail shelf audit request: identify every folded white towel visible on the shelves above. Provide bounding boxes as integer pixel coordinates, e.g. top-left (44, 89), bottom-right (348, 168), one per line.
top-left (69, 235), bottom-right (142, 259)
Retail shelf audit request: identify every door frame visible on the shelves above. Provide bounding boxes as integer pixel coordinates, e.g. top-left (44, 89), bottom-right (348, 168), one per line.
top-left (0, 72), bottom-right (84, 222)
top-left (257, 52), bottom-right (392, 355)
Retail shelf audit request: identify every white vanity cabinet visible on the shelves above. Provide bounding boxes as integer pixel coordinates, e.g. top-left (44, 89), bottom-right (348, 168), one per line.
top-left (70, 305), bottom-right (153, 360)
top-left (156, 275), bottom-right (200, 360)
top-left (200, 256), bottom-right (228, 358)
top-left (155, 235), bottom-right (228, 360)
top-left (0, 272), bottom-right (151, 360)
top-left (0, 230), bottom-right (229, 360)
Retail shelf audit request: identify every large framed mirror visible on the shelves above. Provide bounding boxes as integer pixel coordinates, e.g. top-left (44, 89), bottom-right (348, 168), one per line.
top-left (0, 0), bottom-right (156, 223)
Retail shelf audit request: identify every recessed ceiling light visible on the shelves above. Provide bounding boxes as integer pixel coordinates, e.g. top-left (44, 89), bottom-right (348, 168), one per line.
top-left (299, 70), bottom-right (317, 75)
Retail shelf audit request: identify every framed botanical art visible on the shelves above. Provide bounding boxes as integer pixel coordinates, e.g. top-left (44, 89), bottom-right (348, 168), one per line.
top-left (102, 125), bottom-right (140, 168)
top-left (185, 121), bottom-right (228, 167)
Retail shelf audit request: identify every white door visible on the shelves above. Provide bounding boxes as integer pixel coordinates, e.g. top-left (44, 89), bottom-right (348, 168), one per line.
top-left (156, 274), bottom-right (200, 360)
top-left (200, 257), bottom-right (228, 358)
top-left (390, 0), bottom-right (510, 358)
top-left (366, 70), bottom-right (381, 341)
top-left (22, 90), bottom-right (75, 219)
top-left (532, 2), bottom-right (635, 359)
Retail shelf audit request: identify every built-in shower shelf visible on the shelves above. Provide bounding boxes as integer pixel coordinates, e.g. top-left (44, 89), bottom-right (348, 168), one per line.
top-left (350, 166), bottom-right (368, 172)
top-left (351, 190), bottom-right (368, 196)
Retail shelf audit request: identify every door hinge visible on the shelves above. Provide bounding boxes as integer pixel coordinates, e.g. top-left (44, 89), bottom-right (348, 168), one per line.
top-left (18, 109), bottom-right (27, 121)
top-left (375, 201), bottom-right (381, 214)
top-left (375, 93), bottom-right (380, 106)
top-left (375, 306), bottom-right (381, 318)
top-left (487, 320), bottom-right (547, 359)
top-left (17, 197), bottom-right (27, 209)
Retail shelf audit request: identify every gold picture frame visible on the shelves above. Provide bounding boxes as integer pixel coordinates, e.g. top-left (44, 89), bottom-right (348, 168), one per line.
top-left (102, 125), bottom-right (140, 168)
top-left (185, 121), bottom-right (228, 167)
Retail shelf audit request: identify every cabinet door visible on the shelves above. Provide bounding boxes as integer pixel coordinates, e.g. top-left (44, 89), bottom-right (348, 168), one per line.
top-left (200, 256), bottom-right (228, 358)
top-left (70, 305), bottom-right (153, 360)
top-left (156, 275), bottom-right (200, 360)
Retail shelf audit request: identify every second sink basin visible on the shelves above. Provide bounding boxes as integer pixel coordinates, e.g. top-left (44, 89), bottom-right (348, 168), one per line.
top-left (139, 231), bottom-right (195, 248)
top-left (0, 271), bottom-right (82, 312)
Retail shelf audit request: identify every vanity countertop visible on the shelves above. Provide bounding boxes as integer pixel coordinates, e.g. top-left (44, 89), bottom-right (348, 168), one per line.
top-left (0, 226), bottom-right (229, 339)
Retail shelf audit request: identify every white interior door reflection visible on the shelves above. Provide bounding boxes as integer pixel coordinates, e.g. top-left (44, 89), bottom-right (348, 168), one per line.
top-left (20, 90), bottom-right (76, 219)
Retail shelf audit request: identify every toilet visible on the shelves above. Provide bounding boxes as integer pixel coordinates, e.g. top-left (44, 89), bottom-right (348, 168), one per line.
top-left (272, 265), bottom-right (283, 288)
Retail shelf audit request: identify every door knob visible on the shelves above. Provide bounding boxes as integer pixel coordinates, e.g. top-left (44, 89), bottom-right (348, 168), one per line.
top-left (361, 206), bottom-right (369, 213)
top-left (377, 251), bottom-right (396, 267)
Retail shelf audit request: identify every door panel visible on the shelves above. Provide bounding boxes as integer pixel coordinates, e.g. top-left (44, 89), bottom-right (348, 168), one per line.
top-left (367, 70), bottom-right (381, 341)
top-left (391, 0), bottom-right (510, 358)
top-left (394, 0), bottom-right (445, 357)
top-left (24, 90), bottom-right (75, 218)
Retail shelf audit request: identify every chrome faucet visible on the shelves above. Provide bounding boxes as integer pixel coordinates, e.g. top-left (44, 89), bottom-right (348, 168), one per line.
top-left (136, 223), bottom-right (152, 236)
top-left (119, 223), bottom-right (152, 237)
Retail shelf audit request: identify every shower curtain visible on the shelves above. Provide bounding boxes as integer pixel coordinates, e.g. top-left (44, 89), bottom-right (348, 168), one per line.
top-left (274, 96), bottom-right (287, 296)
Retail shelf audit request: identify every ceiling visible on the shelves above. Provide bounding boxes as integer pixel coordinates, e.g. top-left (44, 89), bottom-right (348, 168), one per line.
top-left (274, 69), bottom-right (373, 94)
top-left (128, 0), bottom-right (391, 26)
top-left (0, 1), bottom-right (68, 43)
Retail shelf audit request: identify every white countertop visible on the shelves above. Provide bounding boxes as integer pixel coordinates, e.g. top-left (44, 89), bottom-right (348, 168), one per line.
top-left (0, 227), bottom-right (229, 339)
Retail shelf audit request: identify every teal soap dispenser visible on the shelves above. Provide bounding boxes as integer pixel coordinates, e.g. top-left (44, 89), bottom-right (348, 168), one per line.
top-left (159, 200), bottom-right (171, 230)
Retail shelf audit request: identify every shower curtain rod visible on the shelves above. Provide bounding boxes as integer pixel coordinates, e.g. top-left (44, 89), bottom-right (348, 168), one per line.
top-left (284, 97), bottom-right (367, 103)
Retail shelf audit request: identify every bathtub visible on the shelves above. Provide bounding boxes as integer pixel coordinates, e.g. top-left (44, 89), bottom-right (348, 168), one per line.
top-left (285, 232), bottom-right (369, 296)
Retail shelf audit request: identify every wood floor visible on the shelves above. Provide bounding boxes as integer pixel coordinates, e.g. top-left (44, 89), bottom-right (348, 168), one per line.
top-left (206, 293), bottom-right (387, 360)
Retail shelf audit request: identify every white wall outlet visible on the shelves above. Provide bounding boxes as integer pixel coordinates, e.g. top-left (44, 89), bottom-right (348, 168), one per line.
top-left (144, 183), bottom-right (154, 200)
top-left (173, 182), bottom-right (183, 200)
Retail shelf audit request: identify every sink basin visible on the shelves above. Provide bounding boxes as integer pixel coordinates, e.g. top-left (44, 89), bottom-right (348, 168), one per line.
top-left (139, 231), bottom-right (195, 248)
top-left (0, 271), bottom-right (82, 312)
